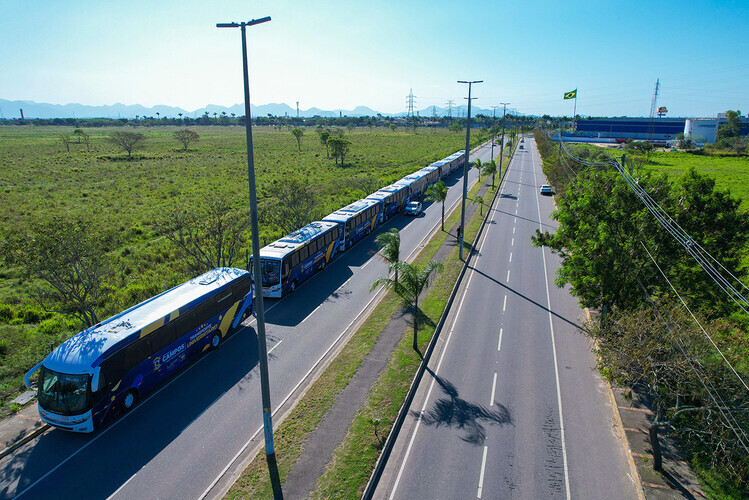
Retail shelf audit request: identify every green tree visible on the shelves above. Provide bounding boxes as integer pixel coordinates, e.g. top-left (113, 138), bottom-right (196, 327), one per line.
top-left (425, 181), bottom-right (448, 231)
top-left (22, 217), bottom-right (111, 327)
top-left (472, 195), bottom-right (485, 216)
top-left (173, 129), bottom-right (200, 151)
top-left (473, 158), bottom-right (483, 183)
top-left (448, 122), bottom-right (462, 133)
top-left (261, 177), bottom-right (320, 234)
top-left (73, 129), bottom-right (86, 144)
top-left (291, 127), bottom-right (304, 151)
top-left (59, 133), bottom-right (71, 152)
top-left (109, 131), bottom-right (146, 158)
top-left (371, 260), bottom-right (443, 351)
top-left (482, 159), bottom-right (498, 188)
top-left (374, 228), bottom-right (401, 284)
top-left (389, 123), bottom-right (397, 132)
top-left (160, 196), bottom-right (250, 273)
top-left (328, 136), bottom-right (351, 165)
top-left (716, 110), bottom-right (742, 141)
top-left (318, 128), bottom-right (331, 158)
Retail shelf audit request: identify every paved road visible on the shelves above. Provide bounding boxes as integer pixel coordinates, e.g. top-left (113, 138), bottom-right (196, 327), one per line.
top-left (374, 138), bottom-right (639, 499)
top-left (0, 142), bottom-right (498, 500)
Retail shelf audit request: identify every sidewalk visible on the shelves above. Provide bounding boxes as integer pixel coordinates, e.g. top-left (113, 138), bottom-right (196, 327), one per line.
top-left (0, 391), bottom-right (48, 461)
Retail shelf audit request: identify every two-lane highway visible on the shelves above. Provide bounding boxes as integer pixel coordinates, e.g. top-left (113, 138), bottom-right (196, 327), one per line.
top-left (0, 142), bottom-right (498, 500)
top-left (375, 138), bottom-right (638, 499)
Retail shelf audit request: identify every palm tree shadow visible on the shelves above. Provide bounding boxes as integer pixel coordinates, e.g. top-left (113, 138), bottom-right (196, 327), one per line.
top-left (412, 368), bottom-right (513, 446)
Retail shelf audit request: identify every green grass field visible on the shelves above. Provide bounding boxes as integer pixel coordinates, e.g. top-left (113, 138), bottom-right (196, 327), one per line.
top-left (643, 150), bottom-right (749, 210)
top-left (0, 124), bottom-right (477, 415)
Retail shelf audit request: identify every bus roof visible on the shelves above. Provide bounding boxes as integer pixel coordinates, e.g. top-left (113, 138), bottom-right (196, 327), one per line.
top-left (401, 170), bottom-right (430, 182)
top-left (365, 184), bottom-right (408, 202)
top-left (43, 268), bottom-right (248, 375)
top-left (323, 198), bottom-right (380, 223)
top-left (258, 221), bottom-right (339, 260)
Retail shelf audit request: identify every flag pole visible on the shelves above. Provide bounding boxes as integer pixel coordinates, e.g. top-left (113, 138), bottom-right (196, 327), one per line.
top-left (572, 93), bottom-right (577, 132)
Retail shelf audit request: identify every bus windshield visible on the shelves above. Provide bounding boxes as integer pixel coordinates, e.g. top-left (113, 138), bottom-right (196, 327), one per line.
top-left (38, 366), bottom-right (89, 414)
top-left (260, 259), bottom-right (281, 286)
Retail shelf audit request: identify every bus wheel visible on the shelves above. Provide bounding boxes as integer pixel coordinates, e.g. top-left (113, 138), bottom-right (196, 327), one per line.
top-left (210, 332), bottom-right (221, 349)
top-left (290, 280), bottom-right (297, 292)
top-left (123, 390), bottom-right (139, 412)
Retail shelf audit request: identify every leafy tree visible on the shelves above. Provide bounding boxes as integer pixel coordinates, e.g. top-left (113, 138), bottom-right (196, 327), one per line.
top-left (676, 133), bottom-right (696, 150)
top-left (389, 123), bottom-right (397, 132)
top-left (318, 128), bottom-right (331, 158)
top-left (371, 260), bottom-right (443, 351)
top-left (160, 196), bottom-right (250, 273)
top-left (448, 122), bottom-right (462, 133)
top-left (261, 177), bottom-right (320, 234)
top-left (482, 159), bottom-right (498, 188)
top-left (375, 228), bottom-right (401, 284)
top-left (73, 129), bottom-right (86, 143)
top-left (173, 129), bottom-right (200, 151)
top-left (22, 217), bottom-right (111, 327)
top-left (716, 110), bottom-right (742, 141)
top-left (291, 127), bottom-right (304, 151)
top-left (328, 136), bottom-right (351, 165)
top-left (472, 195), bottom-right (485, 216)
top-left (109, 131), bottom-right (146, 157)
top-left (425, 181), bottom-right (448, 231)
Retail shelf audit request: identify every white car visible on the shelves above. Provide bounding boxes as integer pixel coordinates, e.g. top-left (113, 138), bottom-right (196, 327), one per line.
top-left (404, 201), bottom-right (422, 216)
top-left (540, 184), bottom-right (553, 195)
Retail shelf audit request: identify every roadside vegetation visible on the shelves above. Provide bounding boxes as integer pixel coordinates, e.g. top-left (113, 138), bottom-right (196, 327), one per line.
top-left (0, 124), bottom-right (487, 417)
top-left (534, 129), bottom-right (749, 497)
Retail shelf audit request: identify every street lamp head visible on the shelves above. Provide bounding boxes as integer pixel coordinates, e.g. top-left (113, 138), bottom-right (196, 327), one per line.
top-left (216, 16), bottom-right (271, 29)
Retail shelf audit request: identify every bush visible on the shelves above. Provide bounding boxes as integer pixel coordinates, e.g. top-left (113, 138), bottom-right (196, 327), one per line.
top-left (0, 304), bottom-right (15, 323)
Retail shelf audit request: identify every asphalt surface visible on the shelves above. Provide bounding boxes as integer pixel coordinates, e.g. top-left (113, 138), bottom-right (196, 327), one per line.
top-left (374, 138), bottom-right (639, 499)
top-left (0, 142), bottom-right (498, 500)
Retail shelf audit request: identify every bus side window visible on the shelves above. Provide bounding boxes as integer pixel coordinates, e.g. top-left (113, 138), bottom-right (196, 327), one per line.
top-left (232, 277), bottom-right (251, 297)
top-left (281, 259), bottom-right (290, 278)
top-left (151, 322), bottom-right (176, 353)
top-left (124, 338), bottom-right (152, 371)
top-left (291, 252), bottom-right (299, 267)
top-left (194, 299), bottom-right (218, 324)
top-left (299, 245), bottom-right (309, 261)
top-left (173, 309), bottom-right (196, 337)
top-left (102, 350), bottom-right (126, 387)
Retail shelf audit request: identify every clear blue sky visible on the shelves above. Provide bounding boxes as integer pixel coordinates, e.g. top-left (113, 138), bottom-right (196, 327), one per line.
top-left (2, 0), bottom-right (747, 117)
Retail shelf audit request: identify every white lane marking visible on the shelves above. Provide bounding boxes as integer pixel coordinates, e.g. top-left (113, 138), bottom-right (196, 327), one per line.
top-left (506, 269), bottom-right (510, 282)
top-left (509, 252), bottom-right (512, 263)
top-left (502, 295), bottom-right (507, 312)
top-left (301, 303), bottom-right (324, 324)
top-left (477, 445), bottom-right (489, 498)
top-left (498, 328), bottom-right (503, 351)
top-left (390, 145), bottom-right (507, 499)
top-left (511, 238), bottom-right (514, 246)
top-left (514, 217), bottom-right (517, 224)
top-left (512, 226), bottom-right (515, 234)
top-left (490, 372), bottom-right (497, 406)
top-left (531, 141), bottom-right (572, 500)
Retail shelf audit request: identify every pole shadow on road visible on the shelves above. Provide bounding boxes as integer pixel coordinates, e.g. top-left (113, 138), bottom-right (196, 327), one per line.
top-left (412, 368), bottom-right (513, 446)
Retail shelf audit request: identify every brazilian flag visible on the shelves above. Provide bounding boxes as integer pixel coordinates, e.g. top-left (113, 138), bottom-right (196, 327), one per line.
top-left (564, 89), bottom-right (577, 100)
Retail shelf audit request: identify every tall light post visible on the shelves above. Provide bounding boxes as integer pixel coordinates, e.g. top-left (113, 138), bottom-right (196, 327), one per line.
top-left (457, 80), bottom-right (482, 261)
top-left (491, 105), bottom-right (500, 160)
top-left (217, 16), bottom-right (282, 499)
top-left (498, 102), bottom-right (510, 180)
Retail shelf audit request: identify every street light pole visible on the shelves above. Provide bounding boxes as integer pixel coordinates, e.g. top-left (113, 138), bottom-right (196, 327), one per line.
top-left (498, 102), bottom-right (510, 180)
top-left (491, 105), bottom-right (500, 161)
top-left (457, 80), bottom-right (482, 261)
top-left (217, 16), bottom-right (282, 499)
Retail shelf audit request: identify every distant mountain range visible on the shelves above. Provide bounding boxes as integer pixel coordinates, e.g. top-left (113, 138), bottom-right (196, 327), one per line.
top-left (0, 99), bottom-right (511, 120)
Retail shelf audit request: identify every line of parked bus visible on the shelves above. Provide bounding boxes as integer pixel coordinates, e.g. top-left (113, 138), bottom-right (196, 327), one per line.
top-left (253, 150), bottom-right (467, 298)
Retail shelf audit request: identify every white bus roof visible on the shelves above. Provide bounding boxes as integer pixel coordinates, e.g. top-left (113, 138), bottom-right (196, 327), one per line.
top-left (43, 268), bottom-right (249, 375)
top-left (258, 221), bottom-right (339, 260)
top-left (323, 198), bottom-right (380, 224)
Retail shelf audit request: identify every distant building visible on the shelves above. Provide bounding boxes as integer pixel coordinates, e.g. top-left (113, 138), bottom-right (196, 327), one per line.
top-left (572, 115), bottom-right (749, 144)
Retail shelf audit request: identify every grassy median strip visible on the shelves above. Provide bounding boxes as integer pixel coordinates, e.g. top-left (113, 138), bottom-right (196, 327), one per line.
top-left (226, 176), bottom-right (498, 499)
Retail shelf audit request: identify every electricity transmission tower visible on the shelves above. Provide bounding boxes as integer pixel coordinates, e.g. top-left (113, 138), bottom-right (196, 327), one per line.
top-left (296, 101), bottom-right (300, 118)
top-left (406, 88), bottom-right (416, 117)
top-left (446, 99), bottom-right (454, 118)
top-left (647, 78), bottom-right (660, 141)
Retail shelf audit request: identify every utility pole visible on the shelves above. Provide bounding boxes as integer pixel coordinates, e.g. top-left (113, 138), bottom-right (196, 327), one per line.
top-left (491, 105), bottom-right (500, 160)
top-left (498, 102), bottom-right (510, 180)
top-left (217, 16), bottom-right (282, 500)
top-left (457, 80), bottom-right (482, 261)
top-left (406, 88), bottom-right (416, 117)
top-left (446, 99), bottom-right (454, 119)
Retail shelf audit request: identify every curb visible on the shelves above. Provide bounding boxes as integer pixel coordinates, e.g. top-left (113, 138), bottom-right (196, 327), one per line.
top-left (0, 423), bottom-right (50, 461)
top-left (583, 308), bottom-right (645, 500)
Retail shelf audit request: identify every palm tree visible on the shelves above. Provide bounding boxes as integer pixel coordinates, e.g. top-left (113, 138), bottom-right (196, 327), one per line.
top-left (482, 159), bottom-right (498, 188)
top-left (375, 228), bottom-right (400, 283)
top-left (371, 260), bottom-right (443, 351)
top-left (425, 181), bottom-right (448, 231)
top-left (473, 195), bottom-right (485, 216)
top-left (473, 158), bottom-right (483, 183)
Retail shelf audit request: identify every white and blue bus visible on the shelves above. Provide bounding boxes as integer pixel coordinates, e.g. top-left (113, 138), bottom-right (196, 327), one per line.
top-left (417, 165), bottom-right (441, 188)
top-left (24, 268), bottom-right (253, 433)
top-left (395, 170), bottom-right (430, 201)
top-left (252, 221), bottom-right (340, 298)
top-left (323, 198), bottom-right (381, 251)
top-left (365, 183), bottom-right (409, 222)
